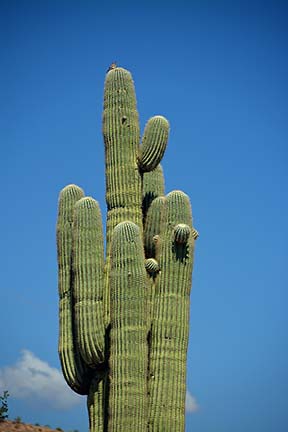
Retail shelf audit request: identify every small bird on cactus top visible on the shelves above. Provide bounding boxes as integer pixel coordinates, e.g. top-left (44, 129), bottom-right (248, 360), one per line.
top-left (107, 62), bottom-right (117, 72)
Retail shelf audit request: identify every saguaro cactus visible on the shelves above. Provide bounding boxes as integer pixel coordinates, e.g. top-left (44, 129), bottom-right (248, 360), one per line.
top-left (56, 67), bottom-right (198, 431)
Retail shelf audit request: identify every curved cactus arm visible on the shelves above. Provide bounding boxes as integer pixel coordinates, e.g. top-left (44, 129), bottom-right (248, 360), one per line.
top-left (72, 197), bottom-right (105, 367)
top-left (142, 164), bottom-right (165, 223)
top-left (148, 190), bottom-right (196, 431)
top-left (138, 116), bottom-right (170, 173)
top-left (109, 222), bottom-right (148, 432)
top-left (56, 184), bottom-right (91, 395)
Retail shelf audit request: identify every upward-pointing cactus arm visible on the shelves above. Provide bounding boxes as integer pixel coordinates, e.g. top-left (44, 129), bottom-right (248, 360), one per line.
top-left (138, 116), bottom-right (170, 172)
top-left (147, 191), bottom-right (197, 431)
top-left (72, 197), bottom-right (105, 367)
top-left (109, 222), bottom-right (148, 432)
top-left (56, 184), bottom-right (91, 395)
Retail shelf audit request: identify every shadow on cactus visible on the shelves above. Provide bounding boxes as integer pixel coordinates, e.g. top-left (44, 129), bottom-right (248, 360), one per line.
top-left (56, 67), bottom-right (198, 431)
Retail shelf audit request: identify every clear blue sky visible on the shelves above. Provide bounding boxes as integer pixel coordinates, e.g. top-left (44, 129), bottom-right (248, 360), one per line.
top-left (1, 1), bottom-right (287, 431)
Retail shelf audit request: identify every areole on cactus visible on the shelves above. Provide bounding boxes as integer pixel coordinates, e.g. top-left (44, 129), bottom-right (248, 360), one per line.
top-left (56, 66), bottom-right (198, 431)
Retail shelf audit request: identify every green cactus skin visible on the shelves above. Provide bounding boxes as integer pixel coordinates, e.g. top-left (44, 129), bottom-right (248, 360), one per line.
top-left (103, 68), bottom-right (142, 253)
top-left (144, 195), bottom-right (167, 259)
top-left (102, 68), bottom-right (169, 330)
top-left (109, 222), bottom-right (148, 431)
top-left (56, 67), bottom-right (198, 431)
top-left (139, 116), bottom-right (170, 172)
top-left (73, 197), bottom-right (105, 366)
top-left (57, 184), bottom-right (91, 395)
top-left (87, 373), bottom-right (107, 431)
top-left (147, 191), bottom-right (195, 431)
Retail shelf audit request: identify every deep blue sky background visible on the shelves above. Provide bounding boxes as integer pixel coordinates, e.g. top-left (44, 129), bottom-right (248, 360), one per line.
top-left (1, 1), bottom-right (287, 431)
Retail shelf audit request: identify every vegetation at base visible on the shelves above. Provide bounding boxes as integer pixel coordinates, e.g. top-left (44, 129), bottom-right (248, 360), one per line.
top-left (0, 391), bottom-right (9, 421)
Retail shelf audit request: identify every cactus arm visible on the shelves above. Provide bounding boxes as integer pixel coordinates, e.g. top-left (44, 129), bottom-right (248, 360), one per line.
top-left (138, 116), bottom-right (170, 173)
top-left (109, 222), bottom-right (148, 431)
top-left (72, 197), bottom-right (105, 366)
top-left (56, 184), bottom-right (91, 395)
top-left (148, 190), bottom-right (195, 431)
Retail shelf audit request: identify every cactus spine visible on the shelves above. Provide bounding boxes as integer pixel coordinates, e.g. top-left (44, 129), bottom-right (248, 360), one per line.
top-left (56, 67), bottom-right (198, 431)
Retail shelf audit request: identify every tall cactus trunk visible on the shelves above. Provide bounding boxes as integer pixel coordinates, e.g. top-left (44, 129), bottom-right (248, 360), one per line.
top-left (56, 66), bottom-right (198, 431)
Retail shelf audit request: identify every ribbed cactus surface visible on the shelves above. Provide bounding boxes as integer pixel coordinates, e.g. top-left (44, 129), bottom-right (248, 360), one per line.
top-left (56, 67), bottom-right (198, 431)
